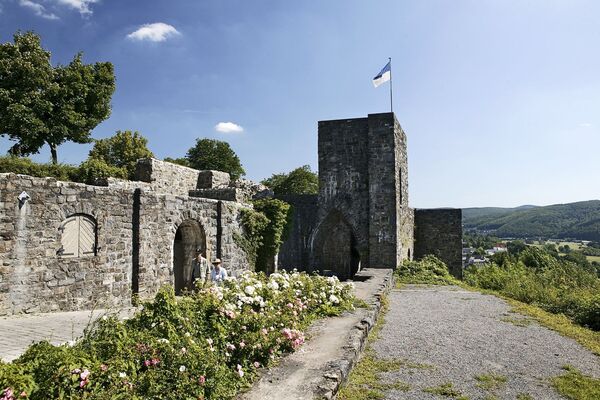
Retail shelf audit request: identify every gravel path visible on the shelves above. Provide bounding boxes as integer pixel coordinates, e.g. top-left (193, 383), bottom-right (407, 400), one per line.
top-left (371, 285), bottom-right (600, 400)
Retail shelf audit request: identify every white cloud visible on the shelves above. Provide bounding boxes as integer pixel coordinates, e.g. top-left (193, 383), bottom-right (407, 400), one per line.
top-left (56, 0), bottom-right (98, 15)
top-left (579, 122), bottom-right (592, 127)
top-left (19, 0), bottom-right (59, 20)
top-left (127, 23), bottom-right (181, 42)
top-left (215, 122), bottom-right (244, 134)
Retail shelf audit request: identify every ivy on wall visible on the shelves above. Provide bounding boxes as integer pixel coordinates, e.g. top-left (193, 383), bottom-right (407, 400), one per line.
top-left (235, 199), bottom-right (292, 273)
top-left (234, 208), bottom-right (269, 270)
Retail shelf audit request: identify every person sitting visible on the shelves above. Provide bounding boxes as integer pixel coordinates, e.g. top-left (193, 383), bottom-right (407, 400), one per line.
top-left (210, 258), bottom-right (227, 285)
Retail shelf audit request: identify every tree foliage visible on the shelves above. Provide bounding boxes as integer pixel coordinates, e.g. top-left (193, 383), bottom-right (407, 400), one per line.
top-left (463, 201), bottom-right (600, 241)
top-left (163, 157), bottom-right (190, 167)
top-left (88, 130), bottom-right (153, 179)
top-left (0, 155), bottom-right (77, 181)
top-left (261, 165), bottom-right (318, 196)
top-left (76, 158), bottom-right (127, 185)
top-left (185, 138), bottom-right (245, 180)
top-left (0, 31), bottom-right (115, 163)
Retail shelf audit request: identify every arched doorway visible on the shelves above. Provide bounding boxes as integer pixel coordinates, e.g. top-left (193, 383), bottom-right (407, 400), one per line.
top-left (173, 220), bottom-right (206, 294)
top-left (313, 210), bottom-right (361, 280)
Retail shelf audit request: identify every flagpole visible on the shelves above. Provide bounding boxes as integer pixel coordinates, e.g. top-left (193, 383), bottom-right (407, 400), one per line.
top-left (389, 57), bottom-right (393, 113)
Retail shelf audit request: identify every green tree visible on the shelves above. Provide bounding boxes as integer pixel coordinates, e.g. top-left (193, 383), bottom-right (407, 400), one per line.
top-left (261, 165), bottom-right (318, 196)
top-left (0, 32), bottom-right (115, 164)
top-left (88, 130), bottom-right (153, 179)
top-left (507, 240), bottom-right (527, 255)
top-left (164, 157), bottom-right (190, 167)
top-left (185, 138), bottom-right (245, 180)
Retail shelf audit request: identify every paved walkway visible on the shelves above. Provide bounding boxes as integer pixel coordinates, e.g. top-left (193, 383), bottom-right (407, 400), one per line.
top-left (0, 308), bottom-right (135, 362)
top-left (371, 286), bottom-right (600, 399)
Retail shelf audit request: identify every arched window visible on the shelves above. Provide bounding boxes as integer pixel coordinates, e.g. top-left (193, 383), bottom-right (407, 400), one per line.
top-left (59, 214), bottom-right (97, 257)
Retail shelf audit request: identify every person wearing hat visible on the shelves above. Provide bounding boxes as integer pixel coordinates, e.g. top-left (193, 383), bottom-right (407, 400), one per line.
top-left (210, 258), bottom-right (227, 285)
top-left (191, 248), bottom-right (209, 288)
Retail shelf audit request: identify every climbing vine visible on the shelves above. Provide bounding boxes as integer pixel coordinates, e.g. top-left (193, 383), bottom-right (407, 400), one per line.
top-left (234, 208), bottom-right (269, 270)
top-left (235, 199), bottom-right (292, 272)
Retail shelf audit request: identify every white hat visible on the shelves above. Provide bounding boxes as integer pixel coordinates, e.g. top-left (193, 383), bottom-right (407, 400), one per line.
top-left (213, 258), bottom-right (222, 264)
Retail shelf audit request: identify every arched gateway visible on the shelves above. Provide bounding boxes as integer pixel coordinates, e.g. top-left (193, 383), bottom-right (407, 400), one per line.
top-left (312, 210), bottom-right (361, 280)
top-left (173, 220), bottom-right (206, 294)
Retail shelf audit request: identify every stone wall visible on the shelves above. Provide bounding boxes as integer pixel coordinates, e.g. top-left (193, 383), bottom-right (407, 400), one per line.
top-left (276, 194), bottom-right (319, 272)
top-left (313, 113), bottom-right (410, 273)
top-left (219, 201), bottom-right (249, 276)
top-left (367, 113), bottom-right (404, 268)
top-left (414, 208), bottom-right (463, 278)
top-left (0, 173), bottom-right (134, 315)
top-left (0, 167), bottom-right (251, 316)
top-left (399, 206), bottom-right (415, 261)
top-left (134, 158), bottom-right (202, 196)
top-left (316, 117), bottom-right (370, 267)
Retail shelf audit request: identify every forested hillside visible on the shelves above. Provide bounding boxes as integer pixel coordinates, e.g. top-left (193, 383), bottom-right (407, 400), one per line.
top-left (463, 200), bottom-right (600, 240)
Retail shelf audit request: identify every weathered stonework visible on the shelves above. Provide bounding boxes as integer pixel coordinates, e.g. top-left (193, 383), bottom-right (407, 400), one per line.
top-left (279, 112), bottom-right (459, 278)
top-left (414, 208), bottom-right (463, 278)
top-left (0, 159), bottom-right (252, 316)
top-left (1, 112), bottom-right (463, 315)
top-left (285, 113), bottom-right (415, 278)
top-left (275, 194), bottom-right (319, 270)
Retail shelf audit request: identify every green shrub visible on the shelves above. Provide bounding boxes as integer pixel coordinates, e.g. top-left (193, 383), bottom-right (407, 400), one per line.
top-left (0, 156), bottom-right (127, 185)
top-left (235, 208), bottom-right (269, 270)
top-left (395, 256), bottom-right (459, 285)
top-left (0, 362), bottom-right (36, 398)
top-left (2, 271), bottom-right (355, 399)
top-left (464, 248), bottom-right (600, 331)
top-left (235, 199), bottom-right (292, 273)
top-left (73, 158), bottom-right (127, 185)
top-left (0, 156), bottom-right (77, 181)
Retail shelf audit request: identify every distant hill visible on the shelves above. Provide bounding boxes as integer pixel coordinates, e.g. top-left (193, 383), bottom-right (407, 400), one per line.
top-left (463, 200), bottom-right (600, 240)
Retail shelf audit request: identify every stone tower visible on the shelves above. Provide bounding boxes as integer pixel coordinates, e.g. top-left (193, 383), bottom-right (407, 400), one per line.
top-left (310, 112), bottom-right (414, 277)
top-left (277, 112), bottom-right (461, 279)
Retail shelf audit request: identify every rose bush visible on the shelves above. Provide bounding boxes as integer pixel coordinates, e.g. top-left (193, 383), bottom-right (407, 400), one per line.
top-left (0, 270), bottom-right (355, 399)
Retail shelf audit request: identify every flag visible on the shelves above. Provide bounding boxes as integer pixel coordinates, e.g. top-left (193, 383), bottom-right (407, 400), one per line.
top-left (372, 61), bottom-right (391, 87)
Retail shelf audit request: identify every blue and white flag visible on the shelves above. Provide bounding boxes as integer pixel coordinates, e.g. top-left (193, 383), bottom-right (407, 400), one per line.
top-left (372, 61), bottom-right (391, 87)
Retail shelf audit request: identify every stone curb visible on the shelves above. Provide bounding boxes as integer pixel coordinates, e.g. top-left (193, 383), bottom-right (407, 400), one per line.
top-left (315, 269), bottom-right (394, 399)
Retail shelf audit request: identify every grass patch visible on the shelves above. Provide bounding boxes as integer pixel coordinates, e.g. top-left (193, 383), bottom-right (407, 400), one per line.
top-left (338, 294), bottom-right (414, 400)
top-left (353, 298), bottom-right (371, 309)
top-left (423, 382), bottom-right (468, 399)
top-left (587, 255), bottom-right (600, 263)
top-left (474, 372), bottom-right (507, 390)
top-left (516, 394), bottom-right (533, 400)
top-left (504, 298), bottom-right (600, 356)
top-left (551, 365), bottom-right (600, 400)
top-left (499, 316), bottom-right (533, 327)
top-left (458, 284), bottom-right (600, 356)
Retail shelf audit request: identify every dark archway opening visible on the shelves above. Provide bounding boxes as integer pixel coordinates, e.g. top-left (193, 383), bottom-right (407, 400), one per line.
top-left (173, 220), bottom-right (206, 294)
top-left (313, 210), bottom-right (361, 280)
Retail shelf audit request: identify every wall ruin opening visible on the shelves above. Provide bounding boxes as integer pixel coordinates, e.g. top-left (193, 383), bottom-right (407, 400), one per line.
top-left (313, 210), bottom-right (361, 280)
top-left (173, 220), bottom-right (206, 294)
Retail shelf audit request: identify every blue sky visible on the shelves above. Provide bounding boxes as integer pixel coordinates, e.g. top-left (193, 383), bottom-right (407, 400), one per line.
top-left (1, 0), bottom-right (599, 208)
